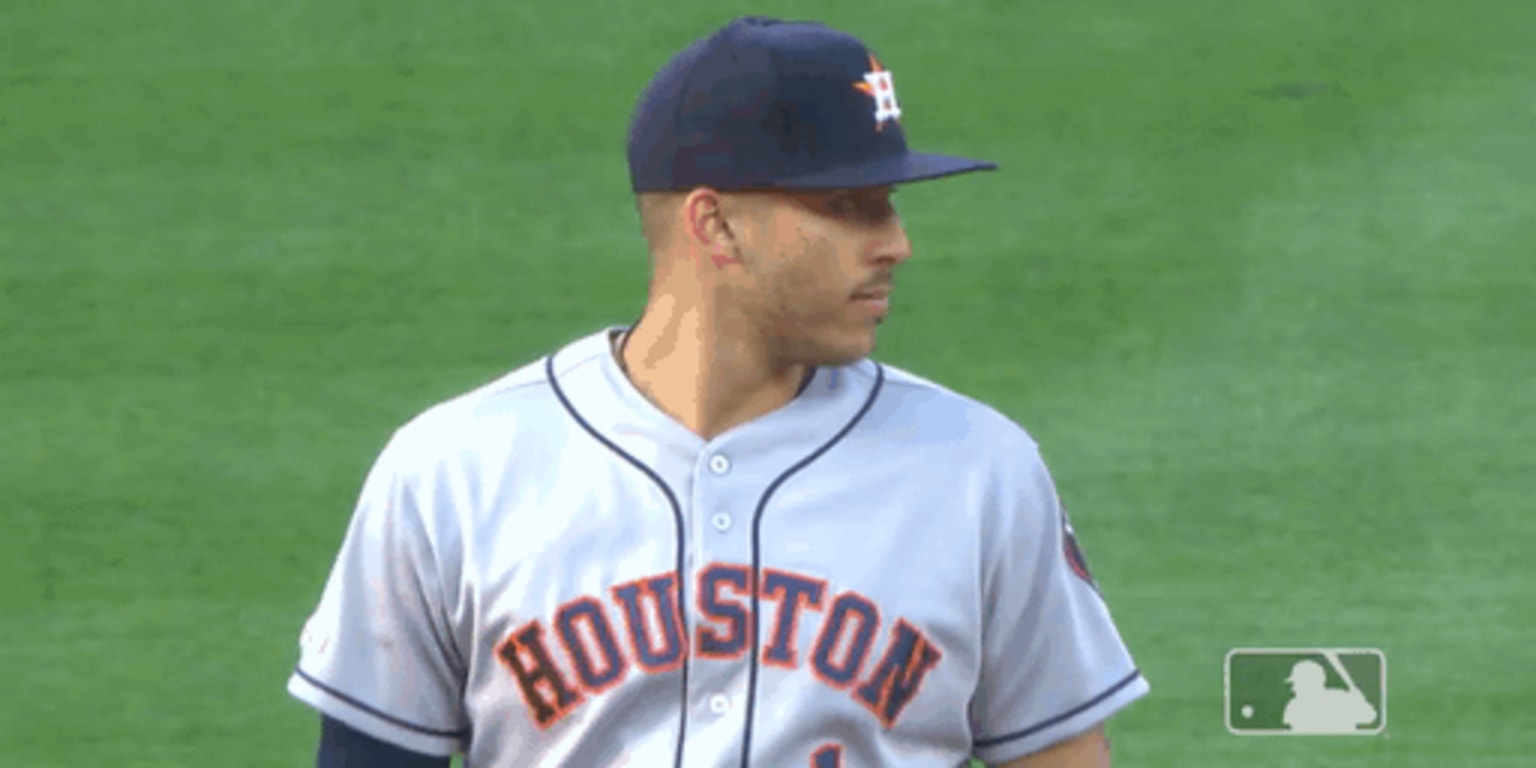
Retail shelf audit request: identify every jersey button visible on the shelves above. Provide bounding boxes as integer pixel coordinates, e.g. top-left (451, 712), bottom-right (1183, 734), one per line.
top-left (708, 454), bottom-right (731, 475)
top-left (708, 694), bottom-right (730, 714)
top-left (711, 513), bottom-right (731, 532)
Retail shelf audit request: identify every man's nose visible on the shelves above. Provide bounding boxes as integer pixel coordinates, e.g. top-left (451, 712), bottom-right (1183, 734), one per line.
top-left (873, 218), bottom-right (913, 265)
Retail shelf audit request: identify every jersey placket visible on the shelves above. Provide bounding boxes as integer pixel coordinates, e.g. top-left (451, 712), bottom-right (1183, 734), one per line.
top-left (679, 441), bottom-right (759, 768)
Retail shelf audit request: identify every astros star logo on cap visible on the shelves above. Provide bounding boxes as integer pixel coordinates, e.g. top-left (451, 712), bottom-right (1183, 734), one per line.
top-left (853, 53), bottom-right (902, 131)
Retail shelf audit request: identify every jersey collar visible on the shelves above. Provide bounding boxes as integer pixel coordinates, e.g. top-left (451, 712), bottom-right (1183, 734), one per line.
top-left (547, 326), bottom-right (883, 473)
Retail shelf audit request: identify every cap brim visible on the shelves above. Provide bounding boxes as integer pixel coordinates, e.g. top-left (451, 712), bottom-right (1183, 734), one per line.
top-left (767, 150), bottom-right (998, 190)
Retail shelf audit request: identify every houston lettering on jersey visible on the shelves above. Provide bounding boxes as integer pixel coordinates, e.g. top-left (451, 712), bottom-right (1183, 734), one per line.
top-left (495, 564), bottom-right (943, 730)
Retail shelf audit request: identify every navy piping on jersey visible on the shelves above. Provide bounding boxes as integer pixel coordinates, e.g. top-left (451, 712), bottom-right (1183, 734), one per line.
top-left (293, 667), bottom-right (470, 739)
top-left (545, 352), bottom-right (693, 768)
top-left (738, 362), bottom-right (885, 768)
top-left (971, 668), bottom-right (1144, 749)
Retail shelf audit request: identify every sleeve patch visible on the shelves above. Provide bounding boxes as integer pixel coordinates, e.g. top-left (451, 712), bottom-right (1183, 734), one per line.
top-left (1061, 508), bottom-right (1096, 589)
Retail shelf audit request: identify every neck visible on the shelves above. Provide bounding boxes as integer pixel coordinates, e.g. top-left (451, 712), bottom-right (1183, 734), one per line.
top-left (617, 294), bottom-right (810, 441)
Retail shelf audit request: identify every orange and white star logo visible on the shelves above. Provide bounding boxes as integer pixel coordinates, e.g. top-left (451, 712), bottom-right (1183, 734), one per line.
top-left (853, 53), bottom-right (901, 131)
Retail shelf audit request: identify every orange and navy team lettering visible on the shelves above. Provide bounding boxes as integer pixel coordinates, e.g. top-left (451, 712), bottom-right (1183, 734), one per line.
top-left (556, 598), bottom-right (627, 695)
top-left (812, 743), bottom-right (844, 768)
top-left (611, 574), bottom-right (688, 673)
top-left (810, 592), bottom-right (881, 690)
top-left (697, 563), bottom-right (751, 659)
top-left (762, 569), bottom-right (828, 669)
top-left (494, 621), bottom-right (584, 729)
top-left (495, 564), bottom-right (944, 730)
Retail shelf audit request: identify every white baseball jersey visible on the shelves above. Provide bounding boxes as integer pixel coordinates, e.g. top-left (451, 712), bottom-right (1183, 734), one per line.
top-left (287, 325), bottom-right (1149, 767)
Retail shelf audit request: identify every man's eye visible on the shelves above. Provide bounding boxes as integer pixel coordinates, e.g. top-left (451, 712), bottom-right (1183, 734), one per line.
top-left (841, 195), bottom-right (876, 213)
top-left (824, 192), bottom-right (895, 221)
top-left (829, 195), bottom-right (859, 213)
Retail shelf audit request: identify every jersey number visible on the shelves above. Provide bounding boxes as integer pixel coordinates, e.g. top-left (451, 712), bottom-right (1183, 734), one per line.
top-left (811, 743), bottom-right (843, 767)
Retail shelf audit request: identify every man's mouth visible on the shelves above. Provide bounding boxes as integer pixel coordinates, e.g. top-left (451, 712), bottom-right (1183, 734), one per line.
top-left (852, 285), bottom-right (893, 313)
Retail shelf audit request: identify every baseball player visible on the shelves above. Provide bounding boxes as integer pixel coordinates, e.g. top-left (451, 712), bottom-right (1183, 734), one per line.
top-left (1282, 659), bottom-right (1377, 734)
top-left (288, 16), bottom-right (1148, 768)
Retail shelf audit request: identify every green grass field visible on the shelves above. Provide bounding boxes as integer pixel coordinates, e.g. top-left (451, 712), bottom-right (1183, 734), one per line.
top-left (3, 1), bottom-right (1533, 765)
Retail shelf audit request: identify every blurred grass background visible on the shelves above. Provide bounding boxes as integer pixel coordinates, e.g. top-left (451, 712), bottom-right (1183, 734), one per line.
top-left (2, 0), bottom-right (1532, 765)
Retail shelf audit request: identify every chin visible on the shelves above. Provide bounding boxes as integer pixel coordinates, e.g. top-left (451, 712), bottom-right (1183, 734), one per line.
top-left (822, 329), bottom-right (880, 365)
top-left (774, 319), bottom-right (880, 367)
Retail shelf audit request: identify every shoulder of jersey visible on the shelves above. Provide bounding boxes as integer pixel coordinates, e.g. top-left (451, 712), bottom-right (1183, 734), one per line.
top-left (875, 362), bottom-right (1065, 540)
top-left (874, 361), bottom-right (1043, 457)
top-left (377, 341), bottom-right (579, 465)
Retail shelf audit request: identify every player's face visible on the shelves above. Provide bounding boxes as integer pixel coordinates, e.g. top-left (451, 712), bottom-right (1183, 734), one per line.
top-left (728, 186), bottom-right (912, 366)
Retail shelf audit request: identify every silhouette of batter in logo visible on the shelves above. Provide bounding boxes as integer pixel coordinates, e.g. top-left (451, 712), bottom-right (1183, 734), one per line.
top-left (1282, 659), bottom-right (1377, 734)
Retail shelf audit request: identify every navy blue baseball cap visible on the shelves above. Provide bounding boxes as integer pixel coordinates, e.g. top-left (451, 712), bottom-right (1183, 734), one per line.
top-left (627, 16), bottom-right (998, 192)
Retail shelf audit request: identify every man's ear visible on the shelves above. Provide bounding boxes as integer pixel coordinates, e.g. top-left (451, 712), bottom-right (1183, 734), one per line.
top-left (683, 187), bottom-right (746, 268)
top-left (682, 187), bottom-right (727, 247)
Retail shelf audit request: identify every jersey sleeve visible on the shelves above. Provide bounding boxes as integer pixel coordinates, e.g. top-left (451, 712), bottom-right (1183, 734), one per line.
top-left (969, 443), bottom-right (1150, 764)
top-left (287, 431), bottom-right (470, 757)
